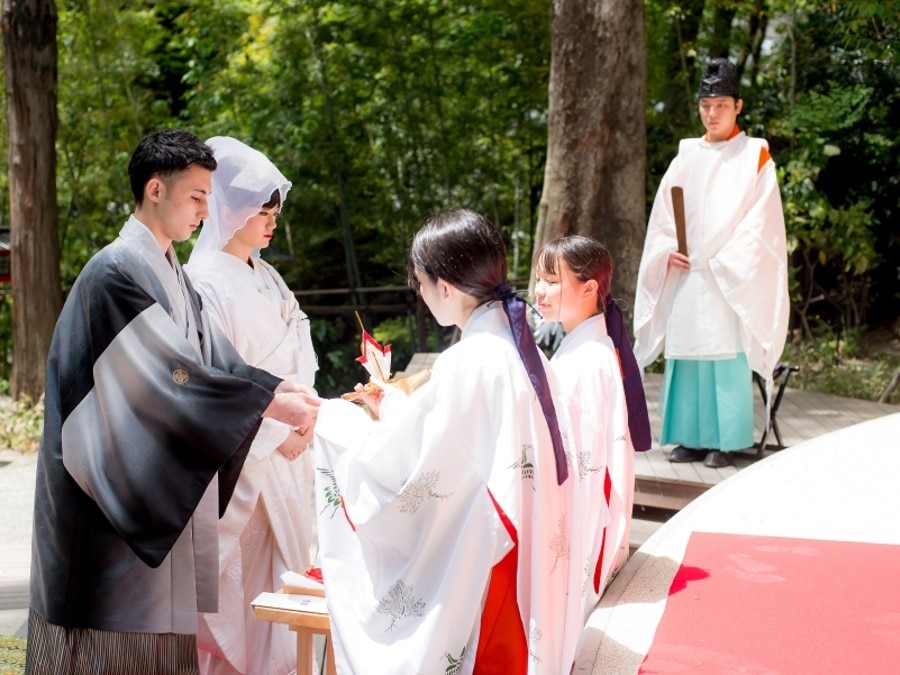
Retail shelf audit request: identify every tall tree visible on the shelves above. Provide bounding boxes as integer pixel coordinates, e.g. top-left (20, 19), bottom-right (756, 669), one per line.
top-left (535, 0), bottom-right (646, 321)
top-left (2, 0), bottom-right (61, 401)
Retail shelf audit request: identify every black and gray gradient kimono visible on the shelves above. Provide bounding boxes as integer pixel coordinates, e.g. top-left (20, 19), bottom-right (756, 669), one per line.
top-left (30, 216), bottom-right (282, 635)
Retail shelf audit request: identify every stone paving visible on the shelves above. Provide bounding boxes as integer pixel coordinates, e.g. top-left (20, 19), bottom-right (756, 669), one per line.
top-left (0, 449), bottom-right (35, 638)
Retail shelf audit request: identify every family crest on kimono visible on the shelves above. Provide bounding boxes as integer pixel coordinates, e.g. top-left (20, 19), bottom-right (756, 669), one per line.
top-left (26, 129), bottom-right (320, 675)
top-left (633, 58), bottom-right (790, 469)
top-left (186, 136), bottom-right (319, 675)
top-left (533, 235), bottom-right (651, 619)
top-left (312, 208), bottom-right (590, 673)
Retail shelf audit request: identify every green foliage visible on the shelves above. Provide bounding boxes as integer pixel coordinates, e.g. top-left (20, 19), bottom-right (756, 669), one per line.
top-left (0, 633), bottom-right (26, 675)
top-left (172, 0), bottom-right (551, 290)
top-left (56, 2), bottom-right (175, 279)
top-left (1, 0), bottom-right (897, 398)
top-left (0, 394), bottom-right (44, 454)
top-left (763, 4), bottom-right (897, 335)
top-left (308, 315), bottom-right (357, 398)
top-left (781, 332), bottom-right (900, 404)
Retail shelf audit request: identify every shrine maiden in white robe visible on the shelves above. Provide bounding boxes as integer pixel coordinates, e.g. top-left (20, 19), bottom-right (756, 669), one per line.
top-left (314, 303), bottom-right (577, 675)
top-left (188, 251), bottom-right (318, 675)
top-left (550, 314), bottom-right (629, 622)
top-left (633, 130), bottom-right (790, 394)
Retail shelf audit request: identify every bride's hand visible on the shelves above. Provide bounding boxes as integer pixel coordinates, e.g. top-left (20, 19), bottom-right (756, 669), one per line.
top-left (277, 427), bottom-right (312, 461)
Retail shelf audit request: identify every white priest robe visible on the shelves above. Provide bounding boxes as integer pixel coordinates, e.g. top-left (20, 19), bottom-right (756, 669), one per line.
top-left (550, 314), bottom-right (629, 625)
top-left (633, 129), bottom-right (790, 394)
top-left (314, 303), bottom-right (576, 675)
top-left (188, 252), bottom-right (318, 675)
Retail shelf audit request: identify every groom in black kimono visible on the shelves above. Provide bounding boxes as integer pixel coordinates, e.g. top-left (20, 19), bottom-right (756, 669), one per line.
top-left (26, 129), bottom-right (320, 674)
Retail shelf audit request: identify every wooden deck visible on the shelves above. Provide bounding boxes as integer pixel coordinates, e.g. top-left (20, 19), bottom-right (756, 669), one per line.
top-left (636, 372), bottom-right (900, 510)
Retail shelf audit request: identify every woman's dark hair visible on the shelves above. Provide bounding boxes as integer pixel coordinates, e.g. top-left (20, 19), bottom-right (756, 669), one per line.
top-left (537, 235), bottom-right (653, 452)
top-left (261, 189), bottom-right (281, 210)
top-left (127, 128), bottom-right (217, 205)
top-left (408, 208), bottom-right (507, 302)
top-left (410, 208), bottom-right (570, 484)
top-left (534, 235), bottom-right (613, 310)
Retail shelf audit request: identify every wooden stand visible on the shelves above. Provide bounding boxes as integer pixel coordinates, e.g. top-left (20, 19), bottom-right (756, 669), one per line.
top-left (252, 589), bottom-right (336, 675)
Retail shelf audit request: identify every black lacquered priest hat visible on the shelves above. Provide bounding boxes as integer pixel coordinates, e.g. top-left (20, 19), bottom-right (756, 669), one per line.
top-left (698, 58), bottom-right (740, 99)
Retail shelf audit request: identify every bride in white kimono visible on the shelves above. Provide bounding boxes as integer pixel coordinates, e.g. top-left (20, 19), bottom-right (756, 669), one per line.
top-left (314, 209), bottom-right (580, 674)
top-left (534, 236), bottom-right (651, 620)
top-left (186, 137), bottom-right (318, 675)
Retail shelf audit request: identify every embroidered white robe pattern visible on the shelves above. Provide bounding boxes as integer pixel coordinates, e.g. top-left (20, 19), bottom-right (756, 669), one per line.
top-left (314, 303), bottom-right (575, 674)
top-left (550, 314), bottom-right (629, 632)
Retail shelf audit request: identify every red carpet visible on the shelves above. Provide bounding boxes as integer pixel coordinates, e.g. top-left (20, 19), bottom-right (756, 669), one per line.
top-left (640, 532), bottom-right (900, 673)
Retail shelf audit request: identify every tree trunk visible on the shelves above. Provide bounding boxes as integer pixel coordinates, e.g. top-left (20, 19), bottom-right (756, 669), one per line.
top-left (535, 0), bottom-right (646, 328)
top-left (2, 0), bottom-right (61, 401)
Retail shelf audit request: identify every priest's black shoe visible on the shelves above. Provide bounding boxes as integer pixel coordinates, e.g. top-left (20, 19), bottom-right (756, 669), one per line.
top-left (703, 450), bottom-right (730, 468)
top-left (668, 446), bottom-right (707, 463)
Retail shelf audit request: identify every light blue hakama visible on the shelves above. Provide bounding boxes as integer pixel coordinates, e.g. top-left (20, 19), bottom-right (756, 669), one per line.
top-left (659, 354), bottom-right (754, 452)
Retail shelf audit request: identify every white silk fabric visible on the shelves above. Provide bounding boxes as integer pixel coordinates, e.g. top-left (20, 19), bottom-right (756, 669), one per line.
top-left (188, 253), bottom-right (317, 674)
top-left (191, 136), bottom-right (291, 261)
top-left (188, 252), bottom-right (318, 675)
top-left (314, 303), bottom-right (582, 674)
top-left (550, 314), bottom-right (630, 623)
